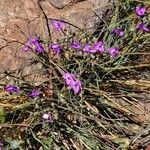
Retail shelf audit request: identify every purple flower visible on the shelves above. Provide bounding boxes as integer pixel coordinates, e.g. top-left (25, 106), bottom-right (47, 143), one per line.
top-left (21, 41), bottom-right (31, 52)
top-left (112, 28), bottom-right (124, 37)
top-left (71, 80), bottom-right (82, 94)
top-left (63, 73), bottom-right (76, 86)
top-left (29, 90), bottom-right (41, 98)
top-left (83, 44), bottom-right (96, 53)
top-left (49, 43), bottom-right (61, 55)
top-left (135, 6), bottom-right (146, 17)
top-left (30, 38), bottom-right (44, 53)
top-left (51, 20), bottom-right (65, 31)
top-left (83, 44), bottom-right (91, 53)
top-left (22, 45), bottom-right (29, 52)
top-left (5, 85), bottom-right (20, 94)
top-left (92, 41), bottom-right (105, 53)
top-left (42, 113), bottom-right (53, 123)
top-left (0, 141), bottom-right (3, 150)
top-left (71, 41), bottom-right (81, 50)
top-left (108, 48), bottom-right (119, 58)
top-left (136, 23), bottom-right (150, 32)
top-left (22, 37), bottom-right (44, 53)
top-left (63, 72), bottom-right (81, 94)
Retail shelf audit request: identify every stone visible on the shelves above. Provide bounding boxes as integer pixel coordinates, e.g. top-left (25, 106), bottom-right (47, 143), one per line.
top-left (88, 0), bottom-right (113, 6)
top-left (49, 0), bottom-right (84, 9)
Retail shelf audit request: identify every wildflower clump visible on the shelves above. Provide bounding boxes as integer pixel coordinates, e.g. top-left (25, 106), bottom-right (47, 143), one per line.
top-left (1, 1), bottom-right (150, 149)
top-left (134, 5), bottom-right (149, 33)
top-left (83, 41), bottom-right (105, 54)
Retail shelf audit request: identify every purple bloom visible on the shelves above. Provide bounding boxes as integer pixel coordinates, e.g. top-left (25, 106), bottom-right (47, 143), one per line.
top-left (92, 41), bottom-right (105, 53)
top-left (83, 44), bottom-right (96, 53)
top-left (34, 43), bottom-right (44, 53)
top-left (83, 44), bottom-right (91, 53)
top-left (63, 72), bottom-right (81, 94)
top-left (42, 113), bottom-right (53, 123)
top-left (51, 20), bottom-right (65, 31)
top-left (0, 141), bottom-right (3, 150)
top-left (136, 23), bottom-right (150, 32)
top-left (108, 48), bottom-right (119, 58)
top-left (135, 6), bottom-right (146, 17)
top-left (71, 41), bottom-right (81, 50)
top-left (22, 37), bottom-right (44, 53)
top-left (22, 45), bottom-right (29, 52)
top-left (112, 28), bottom-right (124, 37)
top-left (30, 90), bottom-right (41, 98)
top-left (63, 73), bottom-right (76, 86)
top-left (5, 85), bottom-right (20, 94)
top-left (21, 41), bottom-right (31, 52)
top-left (71, 80), bottom-right (82, 94)
top-left (30, 38), bottom-right (44, 53)
top-left (49, 43), bottom-right (61, 55)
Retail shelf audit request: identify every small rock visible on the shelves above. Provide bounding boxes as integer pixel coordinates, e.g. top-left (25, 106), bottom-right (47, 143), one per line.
top-left (49, 0), bottom-right (84, 9)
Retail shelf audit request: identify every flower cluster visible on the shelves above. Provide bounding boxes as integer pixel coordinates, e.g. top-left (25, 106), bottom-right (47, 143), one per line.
top-left (83, 41), bottom-right (105, 54)
top-left (63, 72), bottom-right (81, 94)
top-left (48, 39), bottom-right (118, 58)
top-left (83, 44), bottom-right (97, 54)
top-left (22, 37), bottom-right (44, 53)
top-left (135, 6), bottom-right (149, 32)
top-left (83, 41), bottom-right (118, 58)
top-left (19, 5), bottom-right (149, 97)
top-left (5, 85), bottom-right (41, 98)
